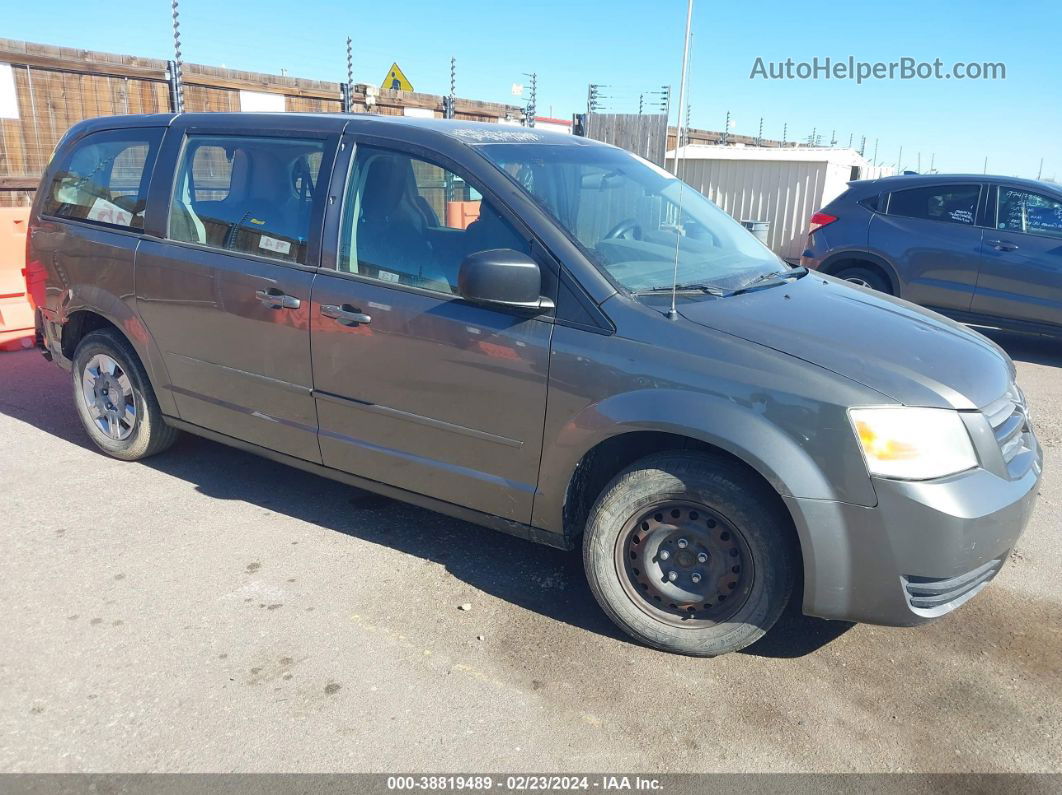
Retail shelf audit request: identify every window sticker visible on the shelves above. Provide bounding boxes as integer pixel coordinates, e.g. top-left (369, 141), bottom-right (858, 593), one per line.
top-left (377, 270), bottom-right (401, 283)
top-left (258, 235), bottom-right (292, 255)
top-left (86, 197), bottom-right (132, 227)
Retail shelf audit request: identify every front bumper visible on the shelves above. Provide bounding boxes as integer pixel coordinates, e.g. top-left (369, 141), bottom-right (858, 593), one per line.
top-left (784, 446), bottom-right (1043, 626)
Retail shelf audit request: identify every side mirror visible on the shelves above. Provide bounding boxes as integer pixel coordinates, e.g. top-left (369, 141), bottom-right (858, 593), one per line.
top-left (457, 249), bottom-right (553, 311)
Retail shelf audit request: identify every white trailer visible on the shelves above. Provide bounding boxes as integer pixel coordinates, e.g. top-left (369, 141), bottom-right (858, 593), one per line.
top-left (666, 145), bottom-right (895, 262)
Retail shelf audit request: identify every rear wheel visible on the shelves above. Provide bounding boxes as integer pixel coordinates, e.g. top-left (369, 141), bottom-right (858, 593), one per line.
top-left (834, 264), bottom-right (892, 294)
top-left (72, 329), bottom-right (179, 460)
top-left (583, 451), bottom-right (796, 656)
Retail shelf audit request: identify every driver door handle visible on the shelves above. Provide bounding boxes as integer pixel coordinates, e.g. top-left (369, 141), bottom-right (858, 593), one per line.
top-left (986, 239), bottom-right (1019, 252)
top-left (255, 288), bottom-right (301, 309)
top-left (320, 303), bottom-right (372, 326)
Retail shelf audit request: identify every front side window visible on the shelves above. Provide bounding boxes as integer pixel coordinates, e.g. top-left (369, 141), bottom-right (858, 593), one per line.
top-left (476, 143), bottom-right (781, 293)
top-left (338, 147), bottom-right (528, 295)
top-left (887, 184), bottom-right (980, 226)
top-left (43, 128), bottom-right (162, 230)
top-left (996, 187), bottom-right (1062, 239)
top-left (168, 135), bottom-right (326, 265)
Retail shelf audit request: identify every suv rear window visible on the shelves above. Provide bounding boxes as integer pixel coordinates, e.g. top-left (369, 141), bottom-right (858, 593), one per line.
top-left (168, 134), bottom-right (327, 265)
top-left (42, 128), bottom-right (163, 230)
top-left (886, 184), bottom-right (980, 226)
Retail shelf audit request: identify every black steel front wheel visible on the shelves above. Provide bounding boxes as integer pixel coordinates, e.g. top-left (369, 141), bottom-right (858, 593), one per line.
top-left (584, 451), bottom-right (796, 656)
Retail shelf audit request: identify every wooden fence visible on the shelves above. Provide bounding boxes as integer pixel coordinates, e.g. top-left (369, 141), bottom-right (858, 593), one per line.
top-left (0, 38), bottom-right (526, 206)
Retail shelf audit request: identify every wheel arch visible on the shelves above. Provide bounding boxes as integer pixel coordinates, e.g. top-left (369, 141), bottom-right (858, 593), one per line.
top-left (60, 305), bottom-right (178, 417)
top-left (819, 250), bottom-right (901, 295)
top-left (533, 390), bottom-right (848, 597)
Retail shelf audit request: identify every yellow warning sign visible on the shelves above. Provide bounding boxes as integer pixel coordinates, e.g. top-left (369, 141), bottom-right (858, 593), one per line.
top-left (381, 63), bottom-right (414, 92)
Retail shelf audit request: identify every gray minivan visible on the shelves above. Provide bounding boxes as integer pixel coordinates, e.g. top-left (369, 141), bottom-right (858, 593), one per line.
top-left (29, 113), bottom-right (1042, 656)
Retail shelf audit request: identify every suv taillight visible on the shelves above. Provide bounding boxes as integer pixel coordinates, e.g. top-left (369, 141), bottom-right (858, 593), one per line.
top-left (808, 212), bottom-right (838, 233)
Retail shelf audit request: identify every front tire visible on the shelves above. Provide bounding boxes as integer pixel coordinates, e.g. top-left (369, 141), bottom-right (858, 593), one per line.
top-left (72, 329), bottom-right (179, 460)
top-left (583, 451), bottom-right (796, 657)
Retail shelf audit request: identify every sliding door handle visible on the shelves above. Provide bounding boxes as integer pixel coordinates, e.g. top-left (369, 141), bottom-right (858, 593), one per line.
top-left (320, 304), bottom-right (372, 325)
top-left (256, 288), bottom-right (301, 309)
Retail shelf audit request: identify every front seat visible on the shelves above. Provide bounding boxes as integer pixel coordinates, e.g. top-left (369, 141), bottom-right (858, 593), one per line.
top-left (357, 155), bottom-right (440, 287)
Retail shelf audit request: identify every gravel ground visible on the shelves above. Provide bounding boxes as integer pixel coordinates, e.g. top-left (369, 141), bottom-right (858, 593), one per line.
top-left (0, 330), bottom-right (1059, 773)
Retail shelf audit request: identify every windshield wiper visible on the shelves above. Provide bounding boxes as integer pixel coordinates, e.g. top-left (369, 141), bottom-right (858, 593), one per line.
top-left (732, 266), bottom-right (807, 293)
top-left (636, 283), bottom-right (729, 297)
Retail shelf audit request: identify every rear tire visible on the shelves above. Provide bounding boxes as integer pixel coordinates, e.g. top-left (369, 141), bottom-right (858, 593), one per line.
top-left (583, 451), bottom-right (796, 657)
top-left (72, 329), bottom-right (179, 460)
top-left (834, 264), bottom-right (892, 294)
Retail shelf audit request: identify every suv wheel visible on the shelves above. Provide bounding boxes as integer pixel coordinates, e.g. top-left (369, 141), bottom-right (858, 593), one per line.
top-left (583, 451), bottom-right (796, 656)
top-left (72, 329), bottom-right (179, 460)
top-left (834, 265), bottom-right (892, 294)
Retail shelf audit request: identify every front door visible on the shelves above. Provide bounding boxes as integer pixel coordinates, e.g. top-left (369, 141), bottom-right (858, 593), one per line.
top-left (136, 131), bottom-right (335, 461)
top-left (972, 184), bottom-right (1062, 332)
top-left (310, 142), bottom-right (554, 522)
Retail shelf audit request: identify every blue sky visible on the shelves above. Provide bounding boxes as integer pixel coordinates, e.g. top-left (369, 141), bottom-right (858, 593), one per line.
top-left (6, 0), bottom-right (1060, 179)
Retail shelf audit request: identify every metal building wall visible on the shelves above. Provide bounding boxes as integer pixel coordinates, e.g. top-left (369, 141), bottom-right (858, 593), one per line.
top-left (669, 156), bottom-right (830, 262)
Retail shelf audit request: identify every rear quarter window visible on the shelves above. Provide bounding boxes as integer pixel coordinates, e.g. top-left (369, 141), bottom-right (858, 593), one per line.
top-left (886, 184), bottom-right (980, 226)
top-left (42, 128), bottom-right (163, 231)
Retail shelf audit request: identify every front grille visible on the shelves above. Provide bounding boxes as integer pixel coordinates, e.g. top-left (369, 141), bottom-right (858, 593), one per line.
top-left (982, 384), bottom-right (1036, 477)
top-left (903, 558), bottom-right (1003, 611)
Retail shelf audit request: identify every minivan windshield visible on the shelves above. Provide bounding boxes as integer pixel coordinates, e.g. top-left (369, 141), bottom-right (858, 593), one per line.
top-left (477, 143), bottom-right (786, 294)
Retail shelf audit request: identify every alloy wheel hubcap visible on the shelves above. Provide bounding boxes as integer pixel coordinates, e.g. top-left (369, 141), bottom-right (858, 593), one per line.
top-left (81, 354), bottom-right (136, 441)
top-left (615, 500), bottom-right (755, 627)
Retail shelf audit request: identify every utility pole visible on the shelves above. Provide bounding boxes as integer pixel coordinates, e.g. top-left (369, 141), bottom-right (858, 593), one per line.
top-left (898, 146), bottom-right (903, 171)
top-left (917, 152), bottom-right (921, 173)
top-left (848, 133), bottom-right (853, 149)
top-left (442, 56), bottom-right (456, 119)
top-left (524, 72), bottom-right (537, 127)
top-left (929, 153), bottom-right (935, 173)
top-left (1038, 157), bottom-right (1044, 180)
top-left (756, 117), bottom-right (763, 146)
top-left (859, 135), bottom-right (866, 157)
top-left (782, 122), bottom-right (787, 145)
top-left (722, 110), bottom-right (731, 145)
top-left (638, 94), bottom-right (644, 114)
top-left (984, 155), bottom-right (988, 174)
top-left (169, 0), bottom-right (184, 112)
top-left (872, 138), bottom-right (878, 166)
top-left (587, 83), bottom-right (601, 114)
top-left (341, 36), bottom-right (353, 113)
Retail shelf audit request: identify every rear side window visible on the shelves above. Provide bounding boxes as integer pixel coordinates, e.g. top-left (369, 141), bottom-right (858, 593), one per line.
top-left (996, 187), bottom-right (1062, 239)
top-left (42, 128), bottom-right (163, 230)
top-left (887, 184), bottom-right (980, 226)
top-left (168, 134), bottom-right (327, 265)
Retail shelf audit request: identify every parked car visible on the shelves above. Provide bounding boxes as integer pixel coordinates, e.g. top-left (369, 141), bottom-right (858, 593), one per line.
top-left (28, 114), bottom-right (1042, 656)
top-left (801, 173), bottom-right (1062, 338)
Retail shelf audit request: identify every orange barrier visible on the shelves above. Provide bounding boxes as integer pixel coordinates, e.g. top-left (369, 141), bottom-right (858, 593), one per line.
top-left (445, 200), bottom-right (481, 230)
top-left (0, 207), bottom-right (34, 352)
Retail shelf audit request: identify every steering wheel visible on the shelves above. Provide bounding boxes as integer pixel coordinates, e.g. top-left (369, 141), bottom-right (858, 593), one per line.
top-left (605, 218), bottom-right (643, 240)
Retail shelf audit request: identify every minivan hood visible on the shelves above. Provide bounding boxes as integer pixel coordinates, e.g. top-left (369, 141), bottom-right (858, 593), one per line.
top-left (676, 274), bottom-right (1013, 410)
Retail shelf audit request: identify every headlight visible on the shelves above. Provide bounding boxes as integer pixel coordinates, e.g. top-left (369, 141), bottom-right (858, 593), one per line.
top-left (849, 407), bottom-right (978, 480)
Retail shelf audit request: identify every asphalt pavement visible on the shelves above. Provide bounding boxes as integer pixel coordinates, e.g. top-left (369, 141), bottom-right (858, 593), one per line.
top-left (0, 331), bottom-right (1059, 773)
